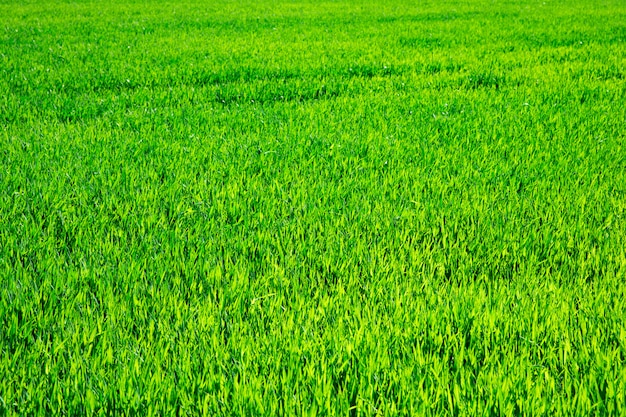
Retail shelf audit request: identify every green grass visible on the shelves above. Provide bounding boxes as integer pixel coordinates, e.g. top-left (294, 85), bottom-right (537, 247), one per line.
top-left (1, 0), bottom-right (625, 415)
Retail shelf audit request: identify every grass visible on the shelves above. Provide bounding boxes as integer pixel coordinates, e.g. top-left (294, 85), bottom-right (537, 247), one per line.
top-left (1, 0), bottom-right (625, 415)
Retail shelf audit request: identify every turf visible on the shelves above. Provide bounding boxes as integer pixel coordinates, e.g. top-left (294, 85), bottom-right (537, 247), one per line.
top-left (1, 0), bottom-right (625, 415)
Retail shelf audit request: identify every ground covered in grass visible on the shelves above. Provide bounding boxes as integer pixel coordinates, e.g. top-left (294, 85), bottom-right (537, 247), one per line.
top-left (1, 0), bottom-right (625, 415)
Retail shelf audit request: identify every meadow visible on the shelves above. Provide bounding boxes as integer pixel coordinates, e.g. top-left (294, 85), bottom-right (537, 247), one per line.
top-left (1, 0), bottom-right (625, 415)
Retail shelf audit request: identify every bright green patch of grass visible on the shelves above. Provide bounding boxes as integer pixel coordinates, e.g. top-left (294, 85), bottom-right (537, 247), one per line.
top-left (1, 0), bottom-right (625, 415)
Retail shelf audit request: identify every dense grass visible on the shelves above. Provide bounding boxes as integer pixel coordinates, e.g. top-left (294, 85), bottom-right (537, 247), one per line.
top-left (1, 0), bottom-right (625, 415)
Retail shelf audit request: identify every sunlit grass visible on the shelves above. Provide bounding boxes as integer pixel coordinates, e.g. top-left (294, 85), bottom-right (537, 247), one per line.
top-left (1, 0), bottom-right (625, 415)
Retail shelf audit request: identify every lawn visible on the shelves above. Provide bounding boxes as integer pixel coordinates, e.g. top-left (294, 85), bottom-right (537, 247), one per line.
top-left (1, 0), bottom-right (625, 415)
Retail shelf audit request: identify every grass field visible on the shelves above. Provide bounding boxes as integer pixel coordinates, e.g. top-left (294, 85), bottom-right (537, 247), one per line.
top-left (1, 0), bottom-right (626, 415)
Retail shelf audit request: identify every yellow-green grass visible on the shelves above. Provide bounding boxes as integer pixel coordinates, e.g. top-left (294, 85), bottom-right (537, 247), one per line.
top-left (1, 0), bottom-right (625, 415)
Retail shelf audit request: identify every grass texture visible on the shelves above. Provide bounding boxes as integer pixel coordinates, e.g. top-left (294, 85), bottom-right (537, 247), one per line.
top-left (1, 0), bottom-right (625, 415)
